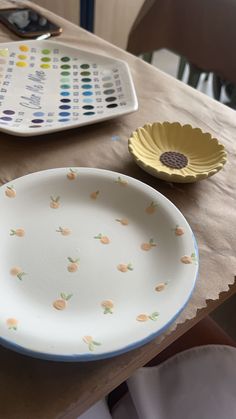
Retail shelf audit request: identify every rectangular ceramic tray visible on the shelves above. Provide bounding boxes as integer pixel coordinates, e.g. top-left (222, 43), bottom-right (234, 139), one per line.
top-left (0, 40), bottom-right (138, 136)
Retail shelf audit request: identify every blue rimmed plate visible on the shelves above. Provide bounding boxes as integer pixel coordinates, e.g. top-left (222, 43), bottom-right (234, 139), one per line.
top-left (0, 168), bottom-right (198, 361)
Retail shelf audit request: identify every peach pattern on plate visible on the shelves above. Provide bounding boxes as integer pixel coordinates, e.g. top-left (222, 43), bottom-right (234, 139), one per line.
top-left (0, 168), bottom-right (198, 360)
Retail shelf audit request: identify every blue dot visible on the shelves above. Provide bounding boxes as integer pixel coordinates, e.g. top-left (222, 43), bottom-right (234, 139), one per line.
top-left (82, 84), bottom-right (92, 89)
top-left (59, 112), bottom-right (70, 117)
top-left (59, 105), bottom-right (71, 110)
top-left (83, 105), bottom-right (94, 110)
top-left (83, 98), bottom-right (93, 103)
top-left (33, 111), bottom-right (44, 117)
top-left (31, 119), bottom-right (44, 123)
top-left (3, 110), bottom-right (15, 115)
top-left (82, 91), bottom-right (93, 96)
top-left (60, 98), bottom-right (71, 103)
top-left (83, 111), bottom-right (95, 116)
top-left (60, 91), bottom-right (70, 96)
top-left (59, 118), bottom-right (70, 122)
top-left (1, 116), bottom-right (12, 121)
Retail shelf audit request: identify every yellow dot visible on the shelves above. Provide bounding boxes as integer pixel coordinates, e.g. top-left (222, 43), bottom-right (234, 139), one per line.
top-left (0, 48), bottom-right (8, 57)
top-left (40, 63), bottom-right (51, 69)
top-left (19, 45), bottom-right (29, 52)
top-left (16, 61), bottom-right (27, 67)
top-left (18, 54), bottom-right (27, 60)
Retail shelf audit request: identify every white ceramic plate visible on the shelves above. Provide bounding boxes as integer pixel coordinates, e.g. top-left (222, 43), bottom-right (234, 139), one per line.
top-left (0, 40), bottom-right (138, 136)
top-left (0, 168), bottom-right (198, 361)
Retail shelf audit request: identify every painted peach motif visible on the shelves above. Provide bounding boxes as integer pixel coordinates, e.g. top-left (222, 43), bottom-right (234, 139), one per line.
top-left (145, 201), bottom-right (157, 214)
top-left (136, 312), bottom-right (159, 322)
top-left (181, 253), bottom-right (197, 264)
top-left (141, 238), bottom-right (157, 251)
top-left (5, 185), bottom-right (16, 198)
top-left (10, 228), bottom-right (25, 237)
top-left (10, 267), bottom-right (26, 280)
top-left (175, 225), bottom-right (184, 236)
top-left (53, 293), bottom-right (73, 310)
top-left (155, 282), bottom-right (167, 292)
top-left (90, 190), bottom-right (100, 200)
top-left (117, 263), bottom-right (133, 272)
top-left (50, 196), bottom-right (60, 209)
top-left (6, 318), bottom-right (18, 330)
top-left (101, 300), bottom-right (114, 314)
top-left (83, 335), bottom-right (101, 351)
top-left (116, 218), bottom-right (129, 226)
top-left (56, 226), bottom-right (71, 236)
top-left (115, 176), bottom-right (128, 186)
top-left (67, 168), bottom-right (78, 180)
top-left (94, 233), bottom-right (110, 244)
top-left (136, 314), bottom-right (149, 322)
top-left (67, 257), bottom-right (80, 272)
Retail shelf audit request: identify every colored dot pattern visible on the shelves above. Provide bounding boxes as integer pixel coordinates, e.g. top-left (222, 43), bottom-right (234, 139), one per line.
top-left (16, 61), bottom-right (27, 67)
top-left (61, 57), bottom-right (70, 62)
top-left (40, 63), bottom-right (51, 69)
top-left (83, 91), bottom-right (93, 96)
top-left (19, 45), bottom-right (29, 52)
top-left (59, 105), bottom-right (71, 110)
top-left (80, 71), bottom-right (90, 76)
top-left (83, 98), bottom-right (93, 103)
top-left (42, 49), bottom-right (51, 54)
top-left (0, 45), bottom-right (127, 130)
top-left (3, 110), bottom-right (15, 115)
top-left (32, 119), bottom-right (44, 124)
top-left (60, 84), bottom-right (70, 89)
top-left (82, 78), bottom-right (91, 82)
top-left (33, 112), bottom-right (44, 117)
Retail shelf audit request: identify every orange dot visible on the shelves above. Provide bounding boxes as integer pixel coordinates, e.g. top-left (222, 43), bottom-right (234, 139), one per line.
top-left (16, 61), bottom-right (27, 67)
top-left (19, 45), bottom-right (29, 52)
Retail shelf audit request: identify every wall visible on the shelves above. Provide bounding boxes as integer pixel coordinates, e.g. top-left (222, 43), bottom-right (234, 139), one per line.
top-left (33, 0), bottom-right (144, 49)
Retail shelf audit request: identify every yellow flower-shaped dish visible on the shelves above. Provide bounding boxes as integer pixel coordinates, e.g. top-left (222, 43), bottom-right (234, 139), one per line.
top-left (128, 122), bottom-right (227, 183)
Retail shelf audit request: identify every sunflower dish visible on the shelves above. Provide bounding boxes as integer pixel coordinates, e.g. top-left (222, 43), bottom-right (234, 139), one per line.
top-left (128, 122), bottom-right (227, 183)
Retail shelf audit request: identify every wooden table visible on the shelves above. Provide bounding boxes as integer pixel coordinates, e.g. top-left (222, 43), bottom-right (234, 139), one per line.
top-left (0, 3), bottom-right (235, 418)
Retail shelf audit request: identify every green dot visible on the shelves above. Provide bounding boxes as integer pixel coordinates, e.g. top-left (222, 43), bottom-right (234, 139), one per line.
top-left (61, 71), bottom-right (70, 76)
top-left (41, 57), bottom-right (51, 62)
top-left (61, 64), bottom-right (71, 69)
top-left (80, 64), bottom-right (90, 69)
top-left (42, 49), bottom-right (51, 55)
top-left (80, 71), bottom-right (91, 76)
top-left (61, 56), bottom-right (70, 62)
top-left (60, 84), bottom-right (70, 89)
top-left (60, 78), bottom-right (70, 83)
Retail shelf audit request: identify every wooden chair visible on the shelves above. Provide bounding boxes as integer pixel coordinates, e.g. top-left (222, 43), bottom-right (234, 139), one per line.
top-left (127, 0), bottom-right (236, 105)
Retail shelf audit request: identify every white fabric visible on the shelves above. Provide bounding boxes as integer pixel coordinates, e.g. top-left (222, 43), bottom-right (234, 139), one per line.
top-left (80, 345), bottom-right (236, 419)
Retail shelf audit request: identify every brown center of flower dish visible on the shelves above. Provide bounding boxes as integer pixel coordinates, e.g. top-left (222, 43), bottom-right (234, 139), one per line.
top-left (160, 151), bottom-right (188, 169)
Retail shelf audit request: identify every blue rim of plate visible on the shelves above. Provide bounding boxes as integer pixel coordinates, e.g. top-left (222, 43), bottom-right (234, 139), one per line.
top-left (0, 168), bottom-right (199, 361)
